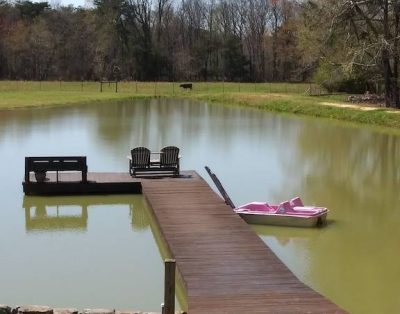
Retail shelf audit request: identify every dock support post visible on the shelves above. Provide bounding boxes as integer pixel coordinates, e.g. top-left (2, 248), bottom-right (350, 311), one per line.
top-left (24, 157), bottom-right (29, 183)
top-left (163, 259), bottom-right (176, 314)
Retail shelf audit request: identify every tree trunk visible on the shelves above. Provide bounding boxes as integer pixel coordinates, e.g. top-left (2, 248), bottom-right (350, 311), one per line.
top-left (383, 0), bottom-right (394, 107)
top-left (272, 8), bottom-right (279, 81)
top-left (393, 3), bottom-right (400, 108)
top-left (383, 49), bottom-right (392, 107)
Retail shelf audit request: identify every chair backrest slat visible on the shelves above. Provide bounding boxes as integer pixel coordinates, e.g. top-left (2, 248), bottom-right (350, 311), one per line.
top-left (131, 147), bottom-right (150, 168)
top-left (160, 146), bottom-right (179, 167)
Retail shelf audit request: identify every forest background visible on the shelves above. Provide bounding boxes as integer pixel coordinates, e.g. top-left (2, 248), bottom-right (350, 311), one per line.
top-left (1, 0), bottom-right (400, 108)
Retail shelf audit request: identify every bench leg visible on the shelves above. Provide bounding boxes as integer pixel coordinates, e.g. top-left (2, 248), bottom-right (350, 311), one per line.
top-left (129, 161), bottom-right (133, 176)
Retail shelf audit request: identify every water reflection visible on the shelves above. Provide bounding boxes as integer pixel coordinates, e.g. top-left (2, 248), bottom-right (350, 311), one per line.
top-left (2, 99), bottom-right (400, 313)
top-left (22, 195), bottom-right (153, 233)
top-left (23, 198), bottom-right (88, 232)
top-left (129, 197), bottom-right (150, 231)
top-left (7, 194), bottom-right (170, 310)
top-left (293, 123), bottom-right (400, 204)
top-left (141, 197), bottom-right (187, 312)
top-left (255, 121), bottom-right (400, 313)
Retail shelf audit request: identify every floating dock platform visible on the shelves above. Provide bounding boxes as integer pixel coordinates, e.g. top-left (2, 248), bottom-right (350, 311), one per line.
top-left (23, 172), bottom-right (143, 195)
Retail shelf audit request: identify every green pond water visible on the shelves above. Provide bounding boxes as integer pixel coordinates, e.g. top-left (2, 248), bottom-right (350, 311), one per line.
top-left (0, 98), bottom-right (399, 313)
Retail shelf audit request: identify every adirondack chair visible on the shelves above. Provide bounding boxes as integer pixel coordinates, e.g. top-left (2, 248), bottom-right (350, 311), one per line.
top-left (129, 147), bottom-right (151, 176)
top-left (160, 146), bottom-right (180, 175)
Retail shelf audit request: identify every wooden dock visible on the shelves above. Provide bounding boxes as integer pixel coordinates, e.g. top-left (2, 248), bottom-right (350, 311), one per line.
top-left (23, 172), bottom-right (142, 195)
top-left (23, 171), bottom-right (345, 313)
top-left (142, 174), bottom-right (345, 314)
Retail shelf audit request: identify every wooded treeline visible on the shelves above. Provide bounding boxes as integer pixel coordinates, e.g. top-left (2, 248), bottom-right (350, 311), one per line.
top-left (1, 0), bottom-right (400, 108)
top-left (0, 0), bottom-right (302, 82)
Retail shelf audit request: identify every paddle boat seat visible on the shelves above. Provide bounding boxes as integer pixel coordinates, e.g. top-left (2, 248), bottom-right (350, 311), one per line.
top-left (290, 197), bottom-right (304, 207)
top-left (276, 201), bottom-right (292, 214)
top-left (235, 202), bottom-right (275, 213)
top-left (278, 200), bottom-right (326, 216)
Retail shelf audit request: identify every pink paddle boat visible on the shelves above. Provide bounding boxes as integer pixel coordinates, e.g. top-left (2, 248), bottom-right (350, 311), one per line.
top-left (204, 167), bottom-right (328, 228)
top-left (235, 197), bottom-right (328, 227)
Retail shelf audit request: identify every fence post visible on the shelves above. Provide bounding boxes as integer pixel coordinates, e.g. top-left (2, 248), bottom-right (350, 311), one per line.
top-left (163, 259), bottom-right (176, 314)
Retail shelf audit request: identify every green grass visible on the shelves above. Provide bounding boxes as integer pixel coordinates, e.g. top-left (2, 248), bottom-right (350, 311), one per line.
top-left (0, 90), bottom-right (135, 108)
top-left (0, 81), bottom-right (318, 108)
top-left (0, 80), bottom-right (315, 94)
top-left (1, 80), bottom-right (399, 129)
top-left (195, 93), bottom-right (400, 129)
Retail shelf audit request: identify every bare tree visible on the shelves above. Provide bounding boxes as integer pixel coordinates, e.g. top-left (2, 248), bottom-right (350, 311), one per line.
top-left (124, 0), bottom-right (155, 79)
top-left (270, 0), bottom-right (282, 81)
top-left (0, 0), bottom-right (306, 83)
top-left (245, 0), bottom-right (269, 81)
top-left (303, 0), bottom-right (400, 107)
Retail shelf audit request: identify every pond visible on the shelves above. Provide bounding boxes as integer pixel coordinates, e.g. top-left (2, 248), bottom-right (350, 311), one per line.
top-left (0, 98), bottom-right (399, 313)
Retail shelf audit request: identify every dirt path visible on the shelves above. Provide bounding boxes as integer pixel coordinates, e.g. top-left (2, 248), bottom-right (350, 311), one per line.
top-left (320, 101), bottom-right (400, 113)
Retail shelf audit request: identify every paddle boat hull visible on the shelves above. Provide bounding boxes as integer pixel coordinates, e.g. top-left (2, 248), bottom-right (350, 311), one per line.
top-left (235, 197), bottom-right (328, 228)
top-left (237, 210), bottom-right (327, 227)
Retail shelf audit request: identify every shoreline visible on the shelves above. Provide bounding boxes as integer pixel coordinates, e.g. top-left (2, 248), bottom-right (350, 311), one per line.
top-left (1, 83), bottom-right (400, 129)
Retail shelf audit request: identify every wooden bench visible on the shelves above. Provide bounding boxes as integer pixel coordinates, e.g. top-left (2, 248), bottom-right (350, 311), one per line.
top-left (25, 156), bottom-right (88, 183)
top-left (128, 146), bottom-right (180, 177)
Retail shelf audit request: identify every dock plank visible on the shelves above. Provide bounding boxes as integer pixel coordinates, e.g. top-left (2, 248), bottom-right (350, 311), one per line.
top-left (142, 174), bottom-right (345, 313)
top-left (22, 171), bottom-right (195, 195)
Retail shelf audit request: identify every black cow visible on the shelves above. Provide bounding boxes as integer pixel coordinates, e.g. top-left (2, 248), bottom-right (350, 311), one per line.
top-left (179, 83), bottom-right (193, 90)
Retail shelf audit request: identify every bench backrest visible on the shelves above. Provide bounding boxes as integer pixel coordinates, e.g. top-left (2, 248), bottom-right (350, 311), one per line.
top-left (160, 146), bottom-right (180, 167)
top-left (131, 147), bottom-right (151, 168)
top-left (25, 156), bottom-right (87, 182)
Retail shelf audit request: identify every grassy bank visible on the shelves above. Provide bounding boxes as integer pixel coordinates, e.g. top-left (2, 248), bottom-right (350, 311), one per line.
top-left (1, 80), bottom-right (399, 129)
top-left (190, 92), bottom-right (400, 129)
